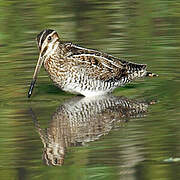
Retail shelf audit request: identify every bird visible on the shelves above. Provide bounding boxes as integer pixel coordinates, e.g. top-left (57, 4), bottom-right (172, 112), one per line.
top-left (28, 29), bottom-right (157, 98)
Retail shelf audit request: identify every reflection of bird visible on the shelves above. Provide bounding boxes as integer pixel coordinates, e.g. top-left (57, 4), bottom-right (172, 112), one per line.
top-left (28, 29), bottom-right (157, 98)
top-left (30, 95), bottom-right (151, 166)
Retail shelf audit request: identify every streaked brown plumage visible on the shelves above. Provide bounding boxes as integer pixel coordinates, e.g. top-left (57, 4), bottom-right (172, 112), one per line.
top-left (28, 29), bottom-right (157, 98)
top-left (31, 95), bottom-right (150, 166)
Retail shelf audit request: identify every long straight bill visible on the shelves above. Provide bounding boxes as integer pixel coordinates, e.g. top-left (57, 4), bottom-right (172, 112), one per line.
top-left (28, 54), bottom-right (43, 98)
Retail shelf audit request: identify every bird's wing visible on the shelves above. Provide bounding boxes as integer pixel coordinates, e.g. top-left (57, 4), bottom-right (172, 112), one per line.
top-left (63, 43), bottom-right (129, 81)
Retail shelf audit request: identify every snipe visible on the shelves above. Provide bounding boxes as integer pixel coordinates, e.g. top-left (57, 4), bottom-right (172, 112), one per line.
top-left (28, 29), bottom-right (157, 98)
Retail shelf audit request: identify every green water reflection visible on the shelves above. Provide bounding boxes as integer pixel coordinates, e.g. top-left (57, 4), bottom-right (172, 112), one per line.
top-left (0, 0), bottom-right (180, 180)
top-left (30, 95), bottom-right (150, 166)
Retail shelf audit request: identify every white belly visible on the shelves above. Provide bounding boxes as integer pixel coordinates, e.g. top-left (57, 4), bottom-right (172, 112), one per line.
top-left (63, 83), bottom-right (112, 97)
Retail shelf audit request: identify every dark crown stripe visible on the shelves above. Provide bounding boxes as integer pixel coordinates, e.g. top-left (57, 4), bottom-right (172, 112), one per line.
top-left (36, 30), bottom-right (46, 50)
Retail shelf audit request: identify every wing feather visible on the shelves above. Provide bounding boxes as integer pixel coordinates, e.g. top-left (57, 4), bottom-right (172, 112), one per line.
top-left (61, 43), bottom-right (146, 82)
top-left (62, 43), bottom-right (128, 81)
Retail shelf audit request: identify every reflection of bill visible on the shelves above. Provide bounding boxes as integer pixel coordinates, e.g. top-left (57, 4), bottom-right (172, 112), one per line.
top-left (30, 95), bottom-right (151, 166)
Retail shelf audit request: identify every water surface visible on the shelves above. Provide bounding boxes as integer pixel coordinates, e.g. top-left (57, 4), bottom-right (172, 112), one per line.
top-left (0, 0), bottom-right (180, 179)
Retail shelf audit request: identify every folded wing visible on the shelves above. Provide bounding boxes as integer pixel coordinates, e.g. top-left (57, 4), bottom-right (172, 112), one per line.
top-left (63, 43), bottom-right (146, 82)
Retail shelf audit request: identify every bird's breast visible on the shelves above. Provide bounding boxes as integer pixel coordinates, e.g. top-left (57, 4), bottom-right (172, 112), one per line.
top-left (43, 57), bottom-right (68, 87)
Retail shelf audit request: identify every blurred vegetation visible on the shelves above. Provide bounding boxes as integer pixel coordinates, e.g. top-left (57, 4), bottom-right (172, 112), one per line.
top-left (0, 0), bottom-right (180, 180)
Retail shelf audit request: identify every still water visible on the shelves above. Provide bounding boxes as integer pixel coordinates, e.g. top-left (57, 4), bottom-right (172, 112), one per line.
top-left (0, 0), bottom-right (180, 179)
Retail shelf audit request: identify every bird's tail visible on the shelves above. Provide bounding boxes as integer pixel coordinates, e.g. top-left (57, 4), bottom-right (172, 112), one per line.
top-left (146, 72), bottom-right (158, 77)
top-left (127, 63), bottom-right (147, 78)
top-left (128, 62), bottom-right (158, 78)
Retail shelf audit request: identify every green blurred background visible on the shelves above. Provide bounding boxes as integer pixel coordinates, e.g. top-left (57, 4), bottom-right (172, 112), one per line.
top-left (0, 0), bottom-right (180, 179)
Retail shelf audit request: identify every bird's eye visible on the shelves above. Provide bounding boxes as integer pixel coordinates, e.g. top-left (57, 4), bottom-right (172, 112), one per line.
top-left (48, 36), bottom-right (52, 41)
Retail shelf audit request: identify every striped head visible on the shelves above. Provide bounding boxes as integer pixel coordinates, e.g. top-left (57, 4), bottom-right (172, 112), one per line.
top-left (27, 29), bottom-right (60, 98)
top-left (36, 29), bottom-right (60, 56)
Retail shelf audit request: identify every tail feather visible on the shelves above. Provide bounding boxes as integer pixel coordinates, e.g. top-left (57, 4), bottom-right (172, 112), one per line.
top-left (128, 63), bottom-right (146, 72)
top-left (127, 62), bottom-right (147, 78)
top-left (127, 63), bottom-right (158, 78)
top-left (146, 72), bottom-right (158, 77)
